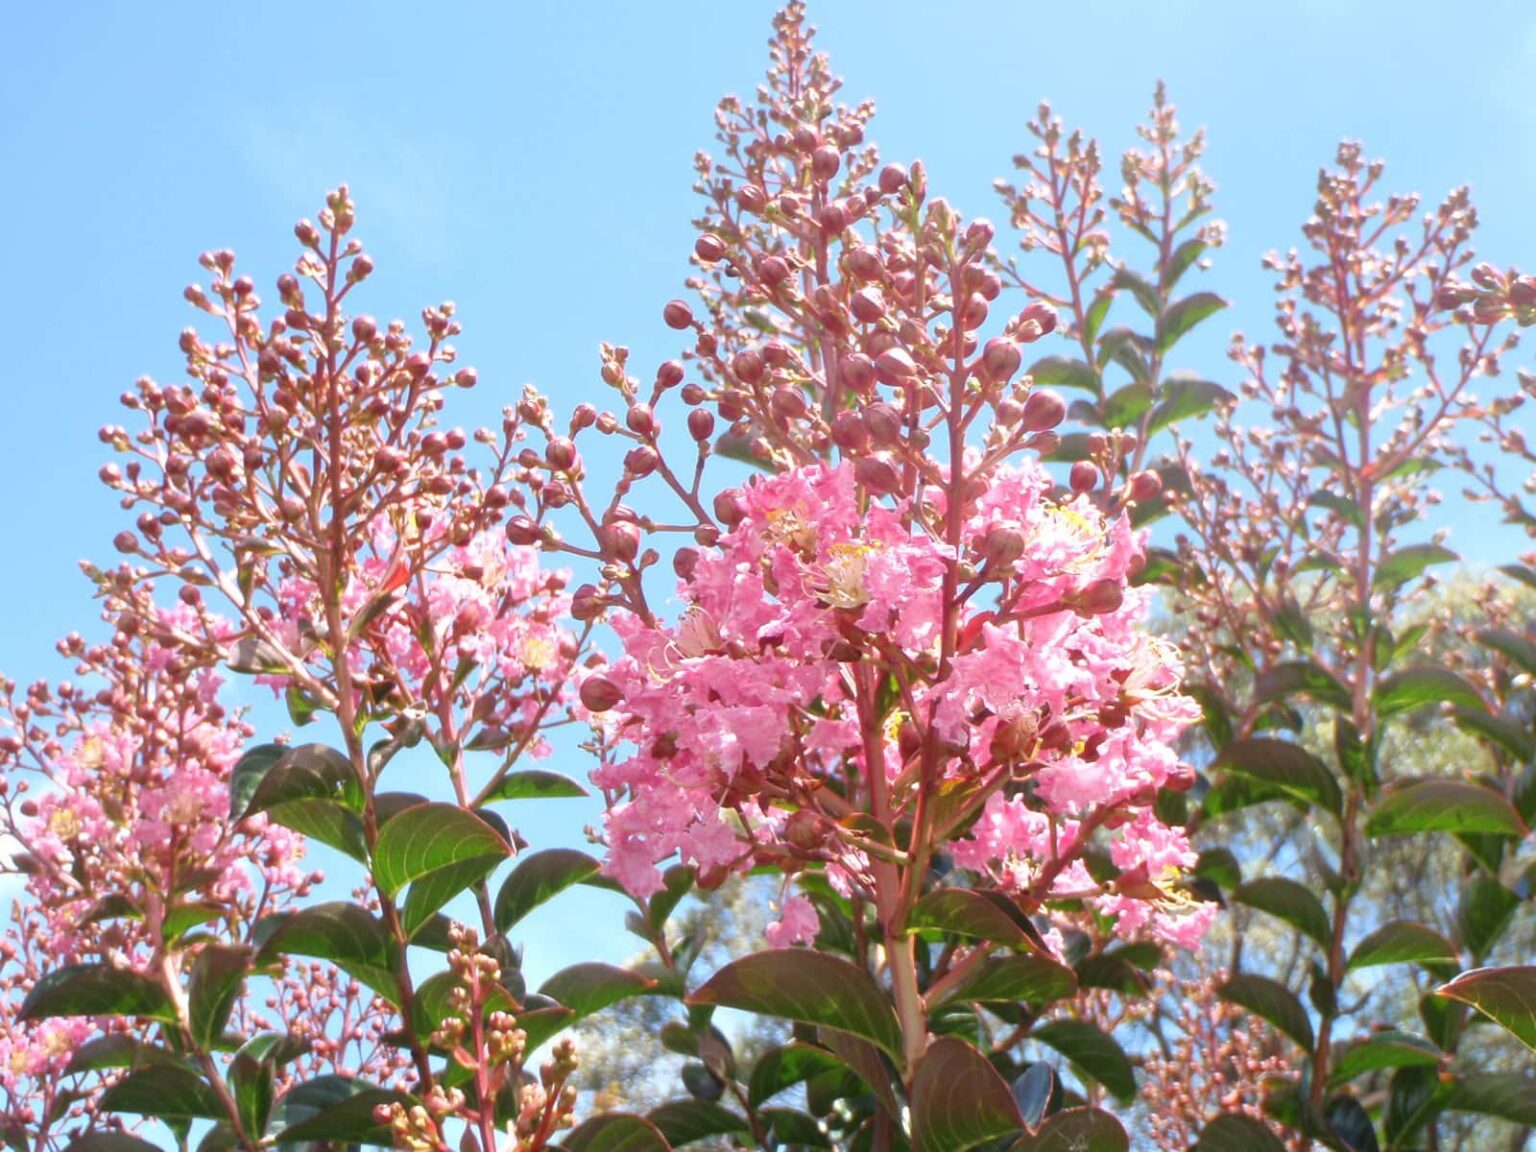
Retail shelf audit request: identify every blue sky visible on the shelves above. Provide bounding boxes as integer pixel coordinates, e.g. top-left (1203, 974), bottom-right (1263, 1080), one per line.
top-left (3, 1), bottom-right (1535, 980)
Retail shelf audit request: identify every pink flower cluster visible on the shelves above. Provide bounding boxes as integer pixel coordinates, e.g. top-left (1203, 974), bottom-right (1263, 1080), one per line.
top-left (591, 457), bottom-right (1209, 947)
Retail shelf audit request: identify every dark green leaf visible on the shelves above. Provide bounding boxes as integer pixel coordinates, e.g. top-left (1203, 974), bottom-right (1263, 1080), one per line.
top-left (1235, 877), bottom-right (1332, 948)
top-left (1215, 738), bottom-right (1342, 818)
top-left (687, 950), bottom-right (904, 1063)
top-left (1329, 1030), bottom-right (1441, 1085)
top-left (561, 1114), bottom-right (671, 1152)
top-left (1147, 374), bottom-right (1233, 435)
top-left (909, 1037), bottom-right (1024, 1152)
top-left (1157, 291), bottom-right (1226, 352)
top-left (1109, 267), bottom-right (1159, 316)
top-left (907, 889), bottom-right (1043, 951)
top-left (275, 1081), bottom-right (411, 1145)
top-left (236, 743), bottom-right (354, 821)
top-left (1166, 238), bottom-right (1208, 288)
top-left (1101, 382), bottom-right (1154, 430)
top-left (1084, 292), bottom-right (1113, 346)
top-left (61, 1138), bottom-right (164, 1152)
top-left (254, 903), bottom-right (397, 1006)
top-left (645, 1101), bottom-right (748, 1147)
top-left (1018, 1108), bottom-right (1128, 1152)
top-left (482, 769), bottom-right (589, 802)
top-left (18, 964), bottom-right (176, 1024)
top-left (372, 802), bottom-right (512, 897)
top-left (1475, 626), bottom-right (1536, 676)
top-left (1324, 1094), bottom-right (1379, 1152)
top-left (517, 1004), bottom-right (577, 1051)
top-left (401, 853), bottom-right (504, 939)
top-left (1457, 875), bottom-right (1521, 960)
top-left (1445, 1071), bottom-right (1536, 1124)
top-left (1252, 662), bottom-right (1351, 711)
top-left (1031, 1019), bottom-right (1135, 1102)
top-left (1193, 847), bottom-right (1242, 889)
top-left (1366, 779), bottom-right (1524, 837)
top-left (1219, 974), bottom-right (1314, 1049)
top-left (1436, 967), bottom-right (1536, 1052)
top-left (1385, 1065), bottom-right (1449, 1145)
top-left (229, 1052), bottom-right (274, 1138)
top-left (747, 1043), bottom-right (844, 1109)
top-left (1026, 356), bottom-right (1098, 394)
top-left (1374, 667), bottom-right (1488, 719)
top-left (941, 954), bottom-right (1077, 1006)
top-left (187, 944), bottom-right (252, 1051)
top-left (1097, 327), bottom-right (1152, 384)
top-left (1346, 921), bottom-right (1459, 972)
top-left (65, 1035), bottom-right (152, 1076)
top-left (1194, 1114), bottom-right (1289, 1152)
top-left (760, 1109), bottom-right (829, 1148)
top-left (1374, 544), bottom-right (1459, 592)
top-left (98, 1066), bottom-right (223, 1120)
top-left (495, 848), bottom-right (603, 931)
top-left (818, 1029), bottom-right (900, 1118)
top-left (1452, 707), bottom-right (1536, 763)
top-left (266, 798), bottom-right (368, 862)
top-left (539, 963), bottom-right (655, 1021)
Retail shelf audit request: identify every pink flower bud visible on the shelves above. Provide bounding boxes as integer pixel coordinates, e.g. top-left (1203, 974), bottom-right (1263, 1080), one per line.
top-left (1471, 262), bottom-right (1504, 290)
top-left (1018, 301), bottom-right (1059, 341)
top-left (812, 145), bottom-right (841, 180)
top-left (673, 547), bottom-right (699, 581)
top-left (793, 126), bottom-right (818, 151)
top-left (855, 454), bottom-right (902, 495)
top-left (1435, 283), bottom-right (1473, 310)
top-left (656, 360), bottom-right (684, 389)
top-left (626, 404), bottom-right (656, 436)
top-left (831, 411), bottom-right (869, 452)
top-left (763, 341), bottom-right (793, 367)
top-left (454, 367), bottom-right (477, 388)
top-left (506, 516), bottom-right (541, 546)
top-left (713, 489), bottom-right (746, 527)
top-left (851, 288), bottom-right (886, 323)
top-left (981, 526), bottom-right (1026, 567)
top-left (602, 522), bottom-right (641, 563)
top-left (571, 584), bottom-right (603, 621)
top-left (845, 247), bottom-right (882, 281)
top-left (113, 530), bottom-right (138, 554)
top-left (1130, 470), bottom-right (1163, 501)
top-left (694, 234), bottom-right (727, 262)
top-left (1074, 579), bottom-right (1124, 616)
top-left (625, 446), bottom-right (658, 477)
top-left (571, 403), bottom-right (596, 432)
top-left (732, 349), bottom-right (765, 385)
top-left (580, 675), bottom-right (623, 713)
top-left (1025, 431), bottom-right (1061, 455)
top-left (688, 409), bottom-right (716, 441)
top-left (965, 218), bottom-right (995, 248)
top-left (771, 388), bottom-right (809, 422)
top-left (865, 402), bottom-right (903, 446)
top-left (875, 347), bottom-right (918, 384)
top-left (736, 185), bottom-right (767, 214)
top-left (758, 256), bottom-right (791, 286)
top-left (878, 164), bottom-right (909, 195)
top-left (820, 203), bottom-right (850, 233)
top-left (840, 353), bottom-right (876, 395)
top-left (1022, 389), bottom-right (1066, 432)
top-left (681, 383), bottom-right (707, 405)
top-left (352, 315), bottom-right (378, 342)
top-left (982, 338), bottom-right (1022, 381)
top-left (663, 300), bottom-right (694, 330)
top-left (1070, 461), bottom-right (1099, 493)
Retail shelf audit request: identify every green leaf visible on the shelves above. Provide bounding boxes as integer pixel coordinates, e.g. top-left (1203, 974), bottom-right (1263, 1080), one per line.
top-left (400, 853), bottom-right (504, 939)
top-left (275, 1079), bottom-right (412, 1145)
top-left (939, 954), bottom-right (1077, 1007)
top-left (1436, 967), bottom-right (1536, 1052)
top-left (561, 1114), bottom-right (672, 1152)
top-left (818, 1029), bottom-right (900, 1118)
top-left (909, 1037), bottom-right (1023, 1152)
top-left (187, 944), bottom-right (252, 1051)
top-left (1235, 877), bottom-right (1332, 948)
top-left (645, 1101), bottom-right (748, 1147)
top-left (266, 798), bottom-right (369, 862)
top-left (495, 848), bottom-right (603, 931)
top-left (1252, 661), bottom-right (1351, 711)
top-left (98, 1066), bottom-right (224, 1120)
top-left (1308, 491), bottom-right (1366, 529)
top-left (1475, 626), bottom-right (1536, 676)
top-left (371, 802), bottom-right (512, 897)
top-left (1452, 707), bottom-right (1536, 763)
top-left (1026, 356), bottom-right (1098, 393)
top-left (1385, 1065), bottom-right (1449, 1145)
top-left (1110, 267), bottom-right (1160, 316)
top-left (1444, 1070), bottom-right (1536, 1124)
top-left (61, 1138), bottom-right (164, 1152)
top-left (234, 743), bottom-right (355, 821)
top-left (1324, 1094), bottom-right (1379, 1152)
top-left (1193, 847), bottom-right (1242, 889)
top-left (1346, 921), bottom-right (1459, 972)
top-left (1097, 327), bottom-right (1153, 384)
top-left (1219, 973), bottom-right (1314, 1049)
top-left (760, 1109), bottom-right (829, 1148)
top-left (1374, 667), bottom-right (1488, 719)
top-left (1457, 875), bottom-right (1521, 960)
top-left (1328, 1031), bottom-right (1442, 1085)
top-left (906, 889), bottom-right (1043, 951)
top-left (1166, 238), bottom-right (1208, 288)
top-left (1157, 290), bottom-right (1226, 352)
top-left (1018, 1108), bottom-right (1128, 1152)
top-left (1216, 738), bottom-right (1342, 818)
top-left (254, 903), bottom-right (397, 1005)
top-left (1366, 779), bottom-right (1525, 837)
top-left (1373, 544), bottom-right (1459, 592)
top-left (746, 1043), bottom-right (844, 1109)
top-left (18, 964), bottom-right (176, 1024)
top-left (229, 1051), bottom-right (275, 1139)
top-left (1147, 374), bottom-right (1233, 435)
top-left (515, 1005), bottom-right (577, 1052)
top-left (539, 963), bottom-right (655, 1021)
top-left (687, 950), bottom-right (904, 1064)
top-left (1101, 381), bottom-right (1155, 429)
top-left (1194, 1114), bottom-right (1289, 1152)
top-left (1083, 292), bottom-right (1113, 346)
top-left (481, 769), bottom-right (590, 802)
top-left (1031, 1019), bottom-right (1136, 1102)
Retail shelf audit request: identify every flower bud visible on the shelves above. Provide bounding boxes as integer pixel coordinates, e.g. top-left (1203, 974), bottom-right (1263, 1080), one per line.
top-left (663, 300), bottom-right (694, 330)
top-left (506, 516), bottom-right (541, 546)
top-left (965, 218), bottom-right (995, 249)
top-left (732, 349), bottom-right (765, 385)
top-left (855, 454), bottom-right (902, 495)
top-left (875, 347), bottom-right (918, 385)
top-left (579, 675), bottom-right (623, 713)
top-left (1074, 579), bottom-right (1124, 616)
top-left (982, 338), bottom-right (1022, 381)
top-left (602, 522), bottom-right (642, 563)
top-left (812, 145), bottom-right (841, 181)
top-left (851, 288), bottom-right (886, 323)
top-left (1471, 262), bottom-right (1504, 290)
top-left (673, 547), bottom-right (700, 581)
top-left (831, 410), bottom-right (869, 452)
top-left (771, 388), bottom-right (809, 423)
top-left (1129, 469), bottom-right (1163, 502)
top-left (571, 584), bottom-right (604, 621)
top-left (758, 256), bottom-right (791, 286)
top-left (820, 203), bottom-right (850, 233)
top-left (626, 404), bottom-right (656, 437)
top-left (845, 247), bottom-right (882, 281)
top-left (981, 526), bottom-right (1026, 567)
top-left (625, 446), bottom-right (658, 477)
top-left (571, 403), bottom-right (597, 432)
top-left (977, 270), bottom-right (1002, 301)
top-left (694, 234), bottom-right (727, 262)
top-left (546, 438), bottom-right (577, 470)
top-left (1069, 461), bottom-right (1099, 493)
top-left (878, 163), bottom-right (909, 195)
top-left (1025, 431), bottom-right (1060, 455)
top-left (736, 185), bottom-right (767, 214)
top-left (713, 489), bottom-right (746, 528)
top-left (656, 360), bottom-right (684, 389)
top-left (1017, 301), bottom-right (1059, 340)
top-left (688, 409), bottom-right (716, 441)
top-left (785, 809), bottom-right (827, 851)
top-left (839, 352), bottom-right (876, 395)
top-left (865, 402), bottom-right (903, 446)
top-left (113, 530), bottom-right (139, 554)
top-left (763, 341), bottom-right (793, 367)
top-left (1022, 389), bottom-right (1066, 432)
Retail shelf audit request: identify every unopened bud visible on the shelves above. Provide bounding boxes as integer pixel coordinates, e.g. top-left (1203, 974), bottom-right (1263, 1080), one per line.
top-left (713, 489), bottom-right (746, 528)
top-left (695, 234), bottom-right (727, 263)
top-left (831, 411), bottom-right (869, 452)
top-left (506, 516), bottom-right (541, 546)
top-left (812, 145), bottom-right (841, 181)
top-left (1129, 470), bottom-right (1162, 502)
top-left (771, 388), bottom-right (809, 422)
top-left (546, 438), bottom-right (577, 470)
top-left (982, 338), bottom-right (1022, 381)
top-left (981, 527), bottom-right (1026, 568)
top-left (855, 454), bottom-right (902, 495)
top-left (875, 347), bottom-right (918, 384)
top-left (602, 522), bottom-right (641, 562)
top-left (845, 247), bottom-right (882, 281)
top-left (865, 402), bottom-right (903, 446)
top-left (1074, 579), bottom-right (1124, 616)
top-left (1017, 301), bottom-right (1059, 340)
top-left (732, 349), bottom-right (765, 385)
top-left (851, 288), bottom-right (886, 323)
top-left (579, 675), bottom-right (623, 713)
top-left (1022, 389), bottom-right (1066, 432)
top-left (1069, 461), bottom-right (1099, 493)
top-left (656, 360), bottom-right (684, 389)
top-left (878, 164), bottom-right (909, 195)
top-left (839, 353), bottom-right (876, 395)
top-left (758, 256), bottom-right (791, 286)
top-left (663, 300), bottom-right (694, 330)
top-left (737, 185), bottom-right (767, 214)
top-left (673, 547), bottom-right (700, 581)
top-left (688, 409), bottom-right (716, 441)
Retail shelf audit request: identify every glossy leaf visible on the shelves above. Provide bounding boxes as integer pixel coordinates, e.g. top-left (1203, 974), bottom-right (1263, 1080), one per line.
top-left (562, 1114), bottom-right (672, 1152)
top-left (1215, 738), bottom-right (1342, 817)
top-left (233, 743), bottom-right (354, 821)
top-left (1346, 920), bottom-right (1459, 972)
top-left (1018, 1108), bottom-right (1128, 1152)
top-left (98, 1066), bottom-right (224, 1120)
top-left (1436, 967), bottom-right (1536, 1052)
top-left (646, 1100), bottom-right (748, 1147)
top-left (1026, 355), bottom-right (1098, 393)
top-left (1324, 1094), bottom-right (1379, 1152)
top-left (229, 1051), bottom-right (275, 1138)
top-left (18, 964), bottom-right (176, 1024)
top-left (371, 801), bottom-right (511, 897)
top-left (909, 1037), bottom-right (1024, 1152)
top-left (1012, 1063), bottom-right (1054, 1129)
top-left (254, 903), bottom-right (397, 1005)
top-left (1385, 1065), bottom-right (1449, 1145)
top-left (747, 1043), bottom-right (844, 1109)
top-left (61, 1138), bottom-right (163, 1152)
top-left (495, 848), bottom-right (603, 931)
top-left (1456, 875), bottom-right (1521, 960)
top-left (1374, 667), bottom-right (1488, 719)
top-left (187, 945), bottom-right (252, 1051)
top-left (1366, 780), bottom-right (1525, 838)
top-left (481, 769), bottom-right (589, 802)
top-left (1219, 973), bottom-right (1314, 1049)
top-left (1329, 1030), bottom-right (1441, 1085)
top-left (1251, 661), bottom-right (1351, 711)
top-left (1373, 544), bottom-right (1459, 592)
top-left (1235, 877), bottom-right (1331, 948)
top-left (1031, 1019), bottom-right (1135, 1102)
top-left (1445, 1071), bottom-right (1536, 1125)
top-left (688, 950), bottom-right (904, 1063)
top-left (940, 954), bottom-right (1077, 1006)
top-left (274, 1080), bottom-right (411, 1145)
top-left (265, 798), bottom-right (368, 862)
top-left (818, 1028), bottom-right (900, 1118)
top-left (539, 963), bottom-right (655, 1021)
top-left (1156, 290), bottom-right (1226, 351)
top-left (1102, 381), bottom-right (1154, 430)
top-left (907, 889), bottom-right (1043, 951)
top-left (1147, 374), bottom-right (1233, 435)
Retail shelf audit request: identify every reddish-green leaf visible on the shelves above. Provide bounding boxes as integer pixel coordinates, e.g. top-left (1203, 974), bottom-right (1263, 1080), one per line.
top-left (1373, 544), bottom-right (1459, 592)
top-left (1026, 356), bottom-right (1098, 393)
top-left (495, 848), bottom-right (603, 931)
top-left (1366, 780), bottom-right (1525, 838)
top-left (539, 963), bottom-right (655, 1021)
top-left (1219, 973), bottom-right (1314, 1049)
top-left (939, 954), bottom-right (1077, 1007)
top-left (1374, 668), bottom-right (1488, 719)
top-left (18, 964), bottom-right (176, 1024)
top-left (1018, 1108), bottom-right (1128, 1152)
top-left (1346, 921), bottom-right (1459, 972)
top-left (909, 1037), bottom-right (1023, 1152)
top-left (646, 1101), bottom-right (748, 1147)
top-left (1329, 1031), bottom-right (1442, 1085)
top-left (1031, 1019), bottom-right (1136, 1102)
top-left (688, 950), bottom-right (903, 1063)
top-left (1436, 967), bottom-right (1536, 1052)
top-left (907, 889), bottom-right (1043, 951)
top-left (1235, 877), bottom-right (1332, 948)
top-left (1216, 738), bottom-right (1342, 817)
top-left (1445, 1071), bottom-right (1536, 1125)
top-left (98, 1066), bottom-right (224, 1120)
top-left (561, 1114), bottom-right (672, 1152)
top-left (1194, 1114), bottom-right (1289, 1152)
top-left (371, 802), bottom-right (511, 897)
top-left (482, 769), bottom-right (589, 802)
top-left (1157, 291), bottom-right (1227, 351)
